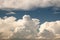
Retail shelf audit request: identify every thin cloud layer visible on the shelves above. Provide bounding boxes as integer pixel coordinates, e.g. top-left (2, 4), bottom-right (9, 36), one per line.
top-left (6, 12), bottom-right (16, 15)
top-left (0, 0), bottom-right (60, 10)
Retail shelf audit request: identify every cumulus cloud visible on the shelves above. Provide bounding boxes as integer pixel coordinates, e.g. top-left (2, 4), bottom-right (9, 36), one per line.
top-left (0, 0), bottom-right (60, 10)
top-left (0, 16), bottom-right (17, 39)
top-left (11, 15), bottom-right (40, 39)
top-left (0, 14), bottom-right (60, 40)
top-left (0, 15), bottom-right (40, 39)
top-left (38, 21), bottom-right (60, 39)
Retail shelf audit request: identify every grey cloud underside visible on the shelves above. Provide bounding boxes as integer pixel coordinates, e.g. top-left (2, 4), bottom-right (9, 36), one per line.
top-left (0, 0), bottom-right (60, 10)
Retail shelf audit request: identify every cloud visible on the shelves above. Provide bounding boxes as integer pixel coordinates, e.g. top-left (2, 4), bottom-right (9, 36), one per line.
top-left (38, 21), bottom-right (60, 39)
top-left (0, 0), bottom-right (60, 10)
top-left (0, 14), bottom-right (60, 40)
top-left (6, 12), bottom-right (16, 15)
top-left (11, 15), bottom-right (40, 39)
top-left (0, 15), bottom-right (40, 39)
top-left (0, 16), bottom-right (17, 39)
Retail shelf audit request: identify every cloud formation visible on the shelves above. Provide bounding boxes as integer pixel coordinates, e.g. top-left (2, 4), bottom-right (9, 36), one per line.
top-left (11, 15), bottom-right (40, 39)
top-left (0, 16), bottom-right (17, 39)
top-left (6, 12), bottom-right (16, 15)
top-left (38, 21), bottom-right (60, 39)
top-left (0, 14), bottom-right (60, 40)
top-left (0, 15), bottom-right (40, 39)
top-left (0, 0), bottom-right (60, 10)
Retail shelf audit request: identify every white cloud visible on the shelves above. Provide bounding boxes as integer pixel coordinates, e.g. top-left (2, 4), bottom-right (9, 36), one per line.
top-left (0, 15), bottom-right (40, 39)
top-left (0, 0), bottom-right (60, 10)
top-left (0, 16), bottom-right (17, 39)
top-left (0, 14), bottom-right (60, 40)
top-left (38, 21), bottom-right (60, 39)
top-left (11, 15), bottom-right (40, 39)
top-left (6, 12), bottom-right (16, 15)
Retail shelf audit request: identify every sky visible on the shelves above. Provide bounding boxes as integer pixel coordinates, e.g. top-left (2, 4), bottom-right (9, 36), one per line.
top-left (0, 7), bottom-right (60, 24)
top-left (0, 0), bottom-right (60, 40)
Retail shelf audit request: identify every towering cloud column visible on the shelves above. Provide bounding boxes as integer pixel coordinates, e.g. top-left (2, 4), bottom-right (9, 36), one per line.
top-left (11, 15), bottom-right (40, 39)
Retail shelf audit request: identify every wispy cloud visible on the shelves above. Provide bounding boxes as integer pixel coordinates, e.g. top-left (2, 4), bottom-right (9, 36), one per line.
top-left (53, 7), bottom-right (60, 14)
top-left (6, 12), bottom-right (16, 15)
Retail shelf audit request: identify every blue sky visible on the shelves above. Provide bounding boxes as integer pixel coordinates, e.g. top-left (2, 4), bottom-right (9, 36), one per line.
top-left (0, 7), bottom-right (60, 24)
